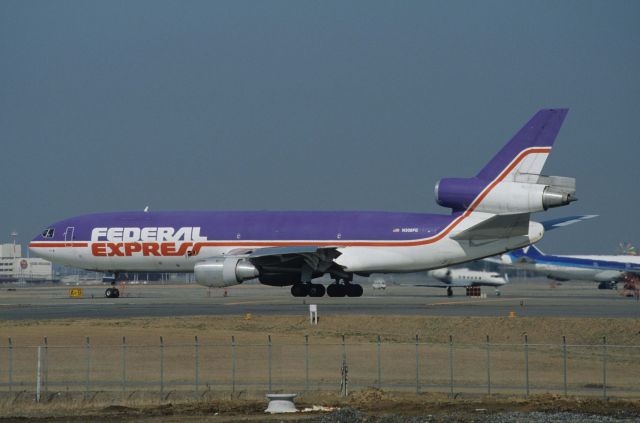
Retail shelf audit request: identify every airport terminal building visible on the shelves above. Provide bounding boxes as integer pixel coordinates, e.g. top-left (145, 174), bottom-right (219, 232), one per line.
top-left (0, 243), bottom-right (53, 282)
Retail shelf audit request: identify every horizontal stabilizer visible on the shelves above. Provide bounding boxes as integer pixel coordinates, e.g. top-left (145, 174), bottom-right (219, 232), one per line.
top-left (541, 215), bottom-right (597, 231)
top-left (452, 213), bottom-right (530, 241)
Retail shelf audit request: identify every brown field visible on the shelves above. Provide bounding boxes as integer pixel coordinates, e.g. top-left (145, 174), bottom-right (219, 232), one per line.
top-left (1, 315), bottom-right (639, 421)
top-left (2, 314), bottom-right (640, 345)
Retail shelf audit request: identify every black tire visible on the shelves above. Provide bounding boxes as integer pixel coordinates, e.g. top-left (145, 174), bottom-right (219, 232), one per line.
top-left (112, 288), bottom-right (120, 298)
top-left (346, 284), bottom-right (363, 297)
top-left (309, 284), bottom-right (325, 297)
top-left (105, 288), bottom-right (113, 298)
top-left (447, 287), bottom-right (453, 297)
top-left (327, 283), bottom-right (346, 297)
top-left (291, 284), bottom-right (309, 297)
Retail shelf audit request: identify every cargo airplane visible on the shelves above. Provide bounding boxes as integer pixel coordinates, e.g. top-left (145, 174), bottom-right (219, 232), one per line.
top-left (30, 109), bottom-right (576, 298)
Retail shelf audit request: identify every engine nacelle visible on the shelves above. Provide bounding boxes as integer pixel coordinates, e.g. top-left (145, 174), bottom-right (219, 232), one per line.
top-left (435, 176), bottom-right (575, 214)
top-left (435, 178), bottom-right (486, 211)
top-left (194, 257), bottom-right (259, 288)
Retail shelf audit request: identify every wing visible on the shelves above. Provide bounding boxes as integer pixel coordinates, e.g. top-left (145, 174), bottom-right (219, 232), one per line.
top-left (245, 246), bottom-right (345, 282)
top-left (248, 245), bottom-right (341, 272)
top-left (415, 283), bottom-right (458, 288)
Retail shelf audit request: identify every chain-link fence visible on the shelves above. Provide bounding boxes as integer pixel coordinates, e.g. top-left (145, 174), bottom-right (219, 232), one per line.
top-left (1, 335), bottom-right (638, 401)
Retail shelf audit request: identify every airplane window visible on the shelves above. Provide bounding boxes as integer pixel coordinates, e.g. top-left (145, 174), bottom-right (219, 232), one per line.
top-left (42, 228), bottom-right (55, 238)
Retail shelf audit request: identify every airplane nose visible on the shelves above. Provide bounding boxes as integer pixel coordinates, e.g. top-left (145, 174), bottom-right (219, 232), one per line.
top-left (29, 237), bottom-right (47, 259)
top-left (28, 242), bottom-right (39, 258)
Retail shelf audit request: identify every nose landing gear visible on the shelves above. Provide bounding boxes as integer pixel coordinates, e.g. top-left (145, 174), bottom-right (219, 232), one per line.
top-left (105, 287), bottom-right (120, 298)
top-left (104, 272), bottom-right (121, 298)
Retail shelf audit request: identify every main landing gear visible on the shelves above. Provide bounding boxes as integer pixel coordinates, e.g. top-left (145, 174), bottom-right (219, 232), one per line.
top-left (291, 283), bottom-right (325, 297)
top-left (290, 281), bottom-right (363, 297)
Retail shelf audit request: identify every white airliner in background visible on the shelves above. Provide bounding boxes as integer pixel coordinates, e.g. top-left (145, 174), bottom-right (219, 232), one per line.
top-left (501, 245), bottom-right (640, 288)
top-left (423, 268), bottom-right (508, 296)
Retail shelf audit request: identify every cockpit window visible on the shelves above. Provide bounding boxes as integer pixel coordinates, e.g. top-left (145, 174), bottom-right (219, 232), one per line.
top-left (42, 228), bottom-right (55, 238)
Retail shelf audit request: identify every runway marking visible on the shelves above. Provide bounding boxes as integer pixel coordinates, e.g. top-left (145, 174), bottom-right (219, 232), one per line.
top-left (224, 296), bottom-right (391, 306)
top-left (427, 298), bottom-right (525, 307)
top-left (224, 300), bottom-right (291, 306)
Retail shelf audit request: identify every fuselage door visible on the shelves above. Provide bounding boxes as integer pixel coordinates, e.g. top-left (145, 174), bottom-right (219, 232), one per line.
top-left (64, 226), bottom-right (75, 247)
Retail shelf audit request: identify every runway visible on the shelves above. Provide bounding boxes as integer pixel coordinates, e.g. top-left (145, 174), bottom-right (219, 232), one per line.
top-left (1, 278), bottom-right (639, 320)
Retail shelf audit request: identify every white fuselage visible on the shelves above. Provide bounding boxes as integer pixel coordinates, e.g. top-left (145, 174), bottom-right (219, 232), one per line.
top-left (428, 267), bottom-right (508, 287)
top-left (31, 216), bottom-right (544, 275)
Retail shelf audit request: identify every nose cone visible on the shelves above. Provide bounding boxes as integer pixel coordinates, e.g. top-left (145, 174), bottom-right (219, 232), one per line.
top-left (29, 228), bottom-right (51, 259)
top-left (430, 268), bottom-right (447, 280)
top-left (29, 236), bottom-right (44, 258)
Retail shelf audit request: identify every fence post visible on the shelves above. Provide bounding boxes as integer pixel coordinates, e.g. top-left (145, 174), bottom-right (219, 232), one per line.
top-left (486, 335), bottom-right (491, 396)
top-left (268, 335), bottom-right (272, 391)
top-left (304, 334), bottom-right (309, 392)
top-left (122, 336), bottom-right (127, 394)
top-left (524, 334), bottom-right (529, 397)
top-left (449, 335), bottom-right (454, 398)
top-left (415, 334), bottom-right (420, 394)
top-left (36, 346), bottom-right (41, 403)
top-left (8, 337), bottom-right (12, 393)
top-left (231, 336), bottom-right (236, 395)
top-left (376, 335), bottom-right (381, 388)
top-left (340, 334), bottom-right (348, 397)
top-left (85, 336), bottom-right (91, 400)
top-left (562, 335), bottom-right (568, 396)
top-left (43, 336), bottom-right (48, 395)
top-left (159, 336), bottom-right (165, 399)
top-left (602, 336), bottom-right (607, 399)
top-left (195, 335), bottom-right (199, 394)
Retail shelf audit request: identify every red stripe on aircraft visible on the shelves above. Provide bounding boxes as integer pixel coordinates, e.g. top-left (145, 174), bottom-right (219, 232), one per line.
top-left (29, 242), bottom-right (89, 248)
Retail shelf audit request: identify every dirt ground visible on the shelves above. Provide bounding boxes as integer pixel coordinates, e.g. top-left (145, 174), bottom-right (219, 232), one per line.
top-left (1, 389), bottom-right (640, 422)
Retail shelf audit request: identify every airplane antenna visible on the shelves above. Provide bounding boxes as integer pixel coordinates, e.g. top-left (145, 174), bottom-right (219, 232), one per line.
top-left (143, 206), bottom-right (149, 213)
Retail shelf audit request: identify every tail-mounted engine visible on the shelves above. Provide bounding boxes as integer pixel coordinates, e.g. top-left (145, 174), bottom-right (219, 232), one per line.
top-left (435, 174), bottom-right (576, 214)
top-left (194, 257), bottom-right (259, 287)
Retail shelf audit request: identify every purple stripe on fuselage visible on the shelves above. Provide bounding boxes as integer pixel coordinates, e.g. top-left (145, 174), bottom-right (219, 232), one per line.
top-left (33, 211), bottom-right (455, 242)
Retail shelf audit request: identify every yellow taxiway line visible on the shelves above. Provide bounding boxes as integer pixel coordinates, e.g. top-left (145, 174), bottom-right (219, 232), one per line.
top-left (427, 298), bottom-right (525, 306)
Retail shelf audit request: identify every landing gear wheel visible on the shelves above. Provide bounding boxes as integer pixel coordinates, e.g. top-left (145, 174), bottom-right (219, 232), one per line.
top-left (105, 288), bottom-right (120, 298)
top-left (346, 284), bottom-right (363, 297)
top-left (308, 284), bottom-right (326, 297)
top-left (446, 287), bottom-right (453, 297)
top-left (291, 284), bottom-right (309, 297)
top-left (327, 283), bottom-right (346, 297)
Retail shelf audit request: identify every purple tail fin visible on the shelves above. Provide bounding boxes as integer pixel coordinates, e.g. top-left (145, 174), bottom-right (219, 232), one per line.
top-left (476, 109), bottom-right (568, 181)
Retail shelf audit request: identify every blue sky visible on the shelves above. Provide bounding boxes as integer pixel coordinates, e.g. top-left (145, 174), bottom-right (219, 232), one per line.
top-left (1, 1), bottom-right (638, 254)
